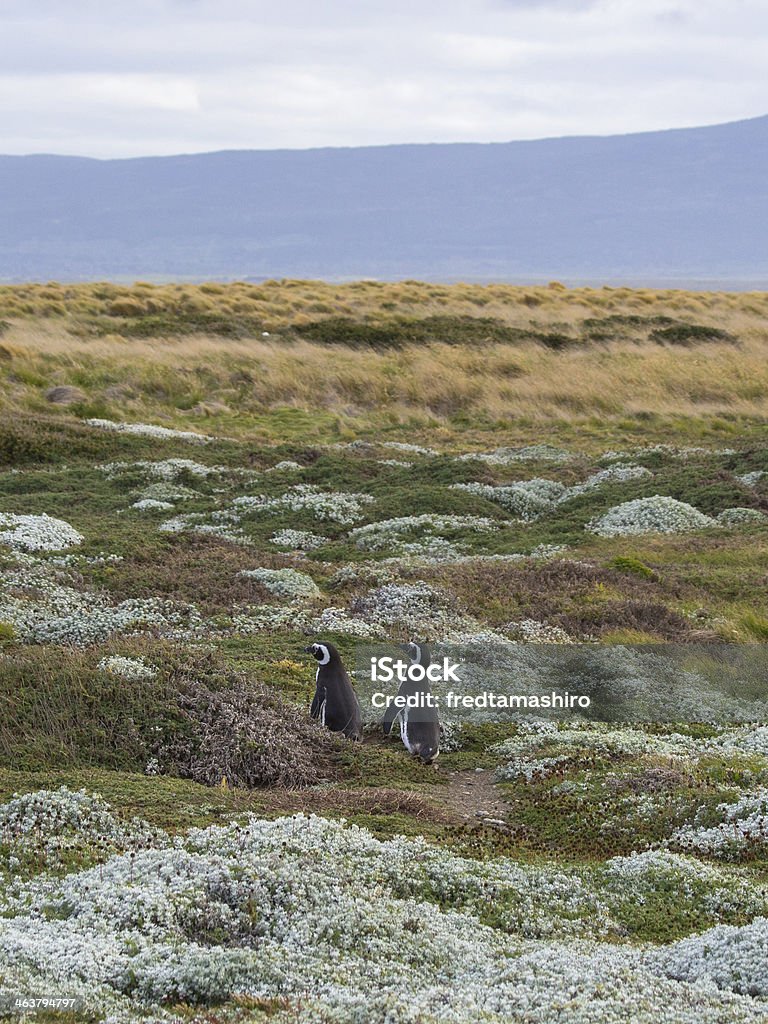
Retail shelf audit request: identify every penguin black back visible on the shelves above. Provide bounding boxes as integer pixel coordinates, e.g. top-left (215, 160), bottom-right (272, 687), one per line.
top-left (305, 641), bottom-right (363, 741)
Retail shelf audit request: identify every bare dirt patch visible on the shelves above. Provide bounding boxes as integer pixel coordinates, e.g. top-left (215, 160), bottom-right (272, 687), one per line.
top-left (438, 768), bottom-right (510, 826)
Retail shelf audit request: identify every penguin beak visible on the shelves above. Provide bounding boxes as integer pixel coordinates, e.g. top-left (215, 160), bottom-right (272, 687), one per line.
top-left (302, 645), bottom-right (314, 654)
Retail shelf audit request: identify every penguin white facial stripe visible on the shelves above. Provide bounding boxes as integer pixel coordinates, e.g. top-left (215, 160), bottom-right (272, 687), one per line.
top-left (314, 643), bottom-right (331, 665)
top-left (408, 643), bottom-right (421, 664)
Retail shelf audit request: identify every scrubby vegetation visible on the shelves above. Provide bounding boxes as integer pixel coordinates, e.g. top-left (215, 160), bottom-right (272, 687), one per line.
top-left (0, 281), bottom-right (767, 1022)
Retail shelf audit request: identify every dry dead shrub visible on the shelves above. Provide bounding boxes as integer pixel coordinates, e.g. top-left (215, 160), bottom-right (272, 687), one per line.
top-left (158, 654), bottom-right (339, 789)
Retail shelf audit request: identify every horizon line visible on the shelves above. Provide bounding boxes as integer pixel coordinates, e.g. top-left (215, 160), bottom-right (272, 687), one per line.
top-left (3, 112), bottom-right (766, 163)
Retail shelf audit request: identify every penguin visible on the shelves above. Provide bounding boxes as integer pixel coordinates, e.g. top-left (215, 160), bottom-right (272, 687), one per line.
top-left (382, 641), bottom-right (441, 764)
top-left (304, 642), bottom-right (363, 741)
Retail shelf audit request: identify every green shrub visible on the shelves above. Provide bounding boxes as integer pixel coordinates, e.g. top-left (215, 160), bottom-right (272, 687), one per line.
top-left (0, 622), bottom-right (16, 649)
top-left (0, 415), bottom-right (156, 465)
top-left (293, 316), bottom-right (542, 350)
top-left (537, 332), bottom-right (580, 351)
top-left (741, 612), bottom-right (768, 641)
top-left (582, 314), bottom-right (677, 331)
top-left (609, 556), bottom-right (657, 580)
top-left (294, 317), bottom-right (411, 349)
top-left (0, 420), bottom-right (53, 465)
top-left (650, 324), bottom-right (736, 346)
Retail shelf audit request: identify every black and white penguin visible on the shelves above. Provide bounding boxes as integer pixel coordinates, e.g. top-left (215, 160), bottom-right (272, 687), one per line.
top-left (304, 642), bottom-right (363, 741)
top-left (382, 641), bottom-right (440, 764)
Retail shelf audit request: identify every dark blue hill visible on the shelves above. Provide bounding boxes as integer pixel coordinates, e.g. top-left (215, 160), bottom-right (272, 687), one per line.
top-left (1, 116), bottom-right (766, 283)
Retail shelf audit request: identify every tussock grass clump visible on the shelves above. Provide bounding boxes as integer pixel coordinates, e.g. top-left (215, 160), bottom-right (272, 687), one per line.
top-left (1, 279), bottom-right (765, 335)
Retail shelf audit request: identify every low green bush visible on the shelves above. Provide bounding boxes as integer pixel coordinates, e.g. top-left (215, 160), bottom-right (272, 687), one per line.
top-left (651, 324), bottom-right (737, 346)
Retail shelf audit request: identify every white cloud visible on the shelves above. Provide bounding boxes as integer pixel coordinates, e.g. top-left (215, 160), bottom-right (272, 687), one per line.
top-left (0, 0), bottom-right (764, 156)
top-left (0, 75), bottom-right (199, 112)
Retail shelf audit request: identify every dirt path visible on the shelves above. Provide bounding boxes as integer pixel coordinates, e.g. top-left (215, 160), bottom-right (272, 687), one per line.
top-left (437, 768), bottom-right (510, 826)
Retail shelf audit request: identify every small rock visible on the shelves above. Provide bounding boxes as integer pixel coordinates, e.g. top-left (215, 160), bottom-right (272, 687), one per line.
top-left (44, 385), bottom-right (86, 405)
top-left (192, 401), bottom-right (231, 416)
top-left (103, 384), bottom-right (133, 400)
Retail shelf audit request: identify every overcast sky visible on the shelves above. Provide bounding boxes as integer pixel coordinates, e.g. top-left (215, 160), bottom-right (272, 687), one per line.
top-left (1, 0), bottom-right (766, 158)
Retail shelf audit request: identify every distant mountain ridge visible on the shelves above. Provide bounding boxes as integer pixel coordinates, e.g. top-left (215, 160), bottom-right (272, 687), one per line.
top-left (1, 116), bottom-right (767, 284)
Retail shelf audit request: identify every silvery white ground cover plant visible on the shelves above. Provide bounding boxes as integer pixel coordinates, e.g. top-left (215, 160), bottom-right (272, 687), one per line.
top-left (0, 554), bottom-right (206, 645)
top-left (268, 528), bottom-right (327, 550)
top-left (238, 567), bottom-right (321, 601)
top-left (599, 445), bottom-right (736, 462)
top-left (737, 470), bottom-right (766, 487)
top-left (349, 514), bottom-right (497, 552)
top-left (129, 499), bottom-right (175, 511)
top-left (717, 507), bottom-right (766, 526)
top-left (451, 464), bottom-right (653, 521)
top-left (670, 790), bottom-right (768, 860)
top-left (99, 458), bottom-right (229, 480)
top-left (85, 419), bottom-right (214, 443)
top-left (230, 484), bottom-right (375, 525)
top-left (0, 792), bottom-right (767, 1022)
top-left (0, 513), bottom-right (83, 552)
top-left (456, 444), bottom-right (572, 464)
top-left (588, 496), bottom-right (719, 537)
top-left (135, 481), bottom-right (202, 502)
top-left (97, 656), bottom-right (158, 681)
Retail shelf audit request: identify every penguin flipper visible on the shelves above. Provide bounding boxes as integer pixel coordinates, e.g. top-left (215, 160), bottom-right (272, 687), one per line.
top-left (310, 686), bottom-right (325, 720)
top-left (381, 700), bottom-right (400, 736)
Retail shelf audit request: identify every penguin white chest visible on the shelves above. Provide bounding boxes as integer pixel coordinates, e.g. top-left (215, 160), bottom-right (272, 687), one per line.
top-left (401, 707), bottom-right (416, 754)
top-left (316, 667), bottom-right (327, 725)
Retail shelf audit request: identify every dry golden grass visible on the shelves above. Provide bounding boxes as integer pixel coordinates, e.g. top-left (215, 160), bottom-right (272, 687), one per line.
top-left (3, 278), bottom-right (768, 328)
top-left (1, 281), bottom-right (767, 432)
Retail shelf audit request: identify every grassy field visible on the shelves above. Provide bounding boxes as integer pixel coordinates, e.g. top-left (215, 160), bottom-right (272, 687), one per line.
top-left (2, 279), bottom-right (768, 431)
top-left (1, 281), bottom-right (768, 1022)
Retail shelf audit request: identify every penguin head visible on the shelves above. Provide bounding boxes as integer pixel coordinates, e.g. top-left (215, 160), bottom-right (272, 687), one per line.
top-left (304, 642), bottom-right (333, 665)
top-left (406, 641), bottom-right (431, 667)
